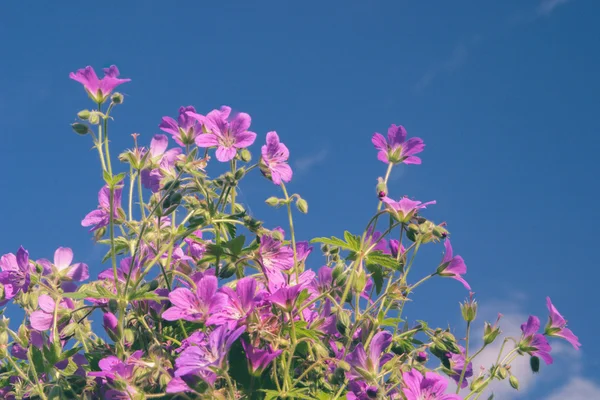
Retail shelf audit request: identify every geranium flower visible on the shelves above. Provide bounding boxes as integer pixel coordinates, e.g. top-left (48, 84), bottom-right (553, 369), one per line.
top-left (545, 297), bottom-right (581, 349)
top-left (371, 124), bottom-right (424, 165)
top-left (207, 277), bottom-right (258, 328)
top-left (437, 239), bottom-right (470, 290)
top-left (381, 196), bottom-right (436, 223)
top-left (259, 131), bottom-right (292, 184)
top-left (37, 247), bottom-right (89, 282)
top-left (519, 315), bottom-right (553, 365)
top-left (81, 185), bottom-right (123, 232)
top-left (189, 105), bottom-right (256, 162)
top-left (402, 369), bottom-right (462, 400)
top-left (162, 275), bottom-right (218, 323)
top-left (346, 331), bottom-right (393, 381)
top-left (141, 134), bottom-right (182, 192)
top-left (0, 247), bottom-right (33, 302)
top-left (69, 65), bottom-right (130, 104)
top-left (160, 106), bottom-right (204, 146)
top-left (241, 339), bottom-right (282, 375)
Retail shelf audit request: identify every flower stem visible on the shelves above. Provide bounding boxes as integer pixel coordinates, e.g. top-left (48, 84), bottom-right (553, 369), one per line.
top-left (456, 320), bottom-right (471, 393)
top-left (281, 182), bottom-right (298, 279)
top-left (377, 163), bottom-right (394, 211)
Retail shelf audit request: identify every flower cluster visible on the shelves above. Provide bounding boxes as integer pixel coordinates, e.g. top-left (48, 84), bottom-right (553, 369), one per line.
top-left (0, 65), bottom-right (580, 400)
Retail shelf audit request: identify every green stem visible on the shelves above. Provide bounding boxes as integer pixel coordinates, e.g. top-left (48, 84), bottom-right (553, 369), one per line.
top-left (230, 159), bottom-right (237, 214)
top-left (376, 163), bottom-right (394, 212)
top-left (137, 170), bottom-right (146, 219)
top-left (280, 183), bottom-right (298, 278)
top-left (456, 320), bottom-right (471, 393)
top-left (128, 168), bottom-right (135, 221)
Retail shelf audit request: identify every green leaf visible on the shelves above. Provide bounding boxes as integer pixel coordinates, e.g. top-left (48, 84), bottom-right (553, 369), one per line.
top-left (96, 285), bottom-right (119, 299)
top-left (365, 263), bottom-right (384, 294)
top-left (311, 236), bottom-right (351, 250)
top-left (366, 251), bottom-right (401, 271)
top-left (129, 291), bottom-right (168, 302)
top-left (343, 231), bottom-right (361, 251)
top-left (29, 345), bottom-right (46, 374)
top-left (223, 235), bottom-right (246, 256)
top-left (62, 290), bottom-right (94, 300)
top-left (59, 346), bottom-right (82, 362)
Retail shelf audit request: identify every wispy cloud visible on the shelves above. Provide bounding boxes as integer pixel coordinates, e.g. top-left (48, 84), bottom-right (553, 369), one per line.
top-left (546, 377), bottom-right (600, 400)
top-left (462, 297), bottom-right (593, 399)
top-left (414, 35), bottom-right (482, 92)
top-left (538, 0), bottom-right (572, 16)
top-left (294, 148), bottom-right (329, 174)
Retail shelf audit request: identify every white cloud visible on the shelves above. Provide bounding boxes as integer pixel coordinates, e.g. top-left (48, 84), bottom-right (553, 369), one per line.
top-left (538, 0), bottom-right (572, 16)
top-left (294, 149), bottom-right (329, 174)
top-left (414, 35), bottom-right (482, 92)
top-left (546, 378), bottom-right (600, 400)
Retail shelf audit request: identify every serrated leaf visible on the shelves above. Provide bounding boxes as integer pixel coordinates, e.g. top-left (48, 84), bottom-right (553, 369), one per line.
top-left (96, 285), bottom-right (119, 299)
top-left (223, 235), bottom-right (245, 256)
top-left (62, 291), bottom-right (94, 300)
top-left (365, 263), bottom-right (384, 294)
top-left (310, 236), bottom-right (352, 250)
top-left (129, 291), bottom-right (168, 302)
top-left (343, 231), bottom-right (361, 251)
top-left (366, 251), bottom-right (401, 271)
top-left (29, 345), bottom-right (46, 374)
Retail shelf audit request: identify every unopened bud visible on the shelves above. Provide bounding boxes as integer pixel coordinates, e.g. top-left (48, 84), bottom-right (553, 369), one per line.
top-left (460, 293), bottom-right (478, 322)
top-left (239, 148), bottom-right (252, 162)
top-left (483, 322), bottom-right (501, 345)
top-left (111, 92), bottom-right (124, 104)
top-left (103, 312), bottom-right (118, 335)
top-left (124, 329), bottom-right (135, 347)
top-left (234, 167), bottom-right (246, 180)
top-left (530, 356), bottom-right (540, 373)
top-left (219, 262), bottom-right (237, 279)
top-left (433, 226), bottom-right (449, 238)
top-left (71, 122), bottom-right (89, 135)
top-left (265, 197), bottom-right (280, 206)
top-left (496, 367), bottom-right (508, 380)
top-left (296, 198), bottom-right (308, 214)
top-left (271, 230), bottom-right (284, 241)
top-left (336, 312), bottom-right (351, 336)
top-left (108, 299), bottom-right (119, 314)
top-left (376, 177), bottom-right (387, 198)
top-left (509, 375), bottom-right (519, 390)
top-left (470, 376), bottom-right (487, 392)
top-left (77, 109), bottom-right (91, 120)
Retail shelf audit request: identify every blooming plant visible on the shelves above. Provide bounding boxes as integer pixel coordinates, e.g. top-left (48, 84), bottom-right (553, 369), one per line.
top-left (0, 65), bottom-right (580, 400)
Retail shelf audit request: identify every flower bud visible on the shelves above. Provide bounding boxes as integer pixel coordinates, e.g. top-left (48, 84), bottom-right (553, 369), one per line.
top-left (416, 351), bottom-right (428, 362)
top-left (71, 122), bottom-right (89, 135)
top-left (376, 177), bottom-right (387, 198)
top-left (271, 230), bottom-right (284, 242)
top-left (77, 109), bottom-right (91, 120)
top-left (124, 329), bottom-right (135, 347)
top-left (530, 356), bottom-right (540, 373)
top-left (336, 311), bottom-right (351, 336)
top-left (111, 92), bottom-right (124, 104)
top-left (433, 226), bottom-right (449, 238)
top-left (460, 293), bottom-right (478, 322)
top-left (470, 376), bottom-right (487, 392)
top-left (296, 198), bottom-right (308, 214)
top-left (148, 280), bottom-right (159, 291)
top-left (265, 197), bottom-right (280, 207)
top-left (0, 331), bottom-right (8, 346)
top-left (483, 321), bottom-right (501, 345)
top-left (239, 148), bottom-right (252, 162)
top-left (88, 111), bottom-right (101, 125)
top-left (509, 375), bottom-right (519, 390)
top-left (234, 167), bottom-right (246, 181)
top-left (353, 270), bottom-right (367, 293)
top-left (108, 299), bottom-right (119, 314)
top-left (496, 366), bottom-right (508, 380)
top-left (103, 312), bottom-right (118, 335)
top-left (219, 262), bottom-right (237, 279)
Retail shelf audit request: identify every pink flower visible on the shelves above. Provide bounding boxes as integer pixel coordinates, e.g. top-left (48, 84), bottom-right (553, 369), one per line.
top-left (372, 124), bottom-right (425, 165)
top-left (381, 196), bottom-right (436, 222)
top-left (162, 276), bottom-right (218, 323)
top-left (188, 106), bottom-right (256, 162)
top-left (545, 297), bottom-right (581, 349)
top-left (437, 239), bottom-right (470, 290)
top-left (260, 131), bottom-right (292, 184)
top-left (37, 247), bottom-right (89, 282)
top-left (69, 65), bottom-right (130, 104)
top-left (402, 369), bottom-right (462, 400)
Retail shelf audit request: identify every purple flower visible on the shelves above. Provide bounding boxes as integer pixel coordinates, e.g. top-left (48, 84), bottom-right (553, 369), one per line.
top-left (371, 124), bottom-right (425, 165)
top-left (257, 235), bottom-right (294, 275)
top-left (381, 196), bottom-right (436, 223)
top-left (81, 185), bottom-right (123, 232)
top-left (296, 241), bottom-right (313, 264)
top-left (347, 331), bottom-right (393, 381)
top-left (30, 295), bottom-right (74, 331)
top-left (545, 297), bottom-right (581, 349)
top-left (162, 275), bottom-right (218, 323)
top-left (69, 65), bottom-right (130, 104)
top-left (389, 239), bottom-right (405, 259)
top-left (37, 247), bottom-right (89, 282)
top-left (189, 106), bottom-right (256, 162)
top-left (259, 131), bottom-right (292, 184)
top-left (437, 239), bottom-right (470, 290)
top-left (347, 380), bottom-right (380, 400)
top-left (312, 266), bottom-right (334, 294)
top-left (402, 369), bottom-right (462, 400)
top-left (366, 228), bottom-right (388, 253)
top-left (175, 325), bottom-right (245, 378)
top-left (241, 339), bottom-right (282, 375)
top-left (268, 285), bottom-right (303, 311)
top-left (141, 134), bottom-right (182, 192)
top-left (98, 256), bottom-right (143, 284)
top-left (89, 351), bottom-right (144, 398)
top-left (445, 346), bottom-right (473, 389)
top-left (207, 277), bottom-right (257, 328)
top-left (103, 312), bottom-right (118, 335)
top-left (520, 315), bottom-right (553, 365)
top-left (160, 106), bottom-right (204, 147)
top-left (266, 269), bottom-right (315, 294)
top-left (184, 230), bottom-right (207, 260)
top-left (0, 247), bottom-right (32, 301)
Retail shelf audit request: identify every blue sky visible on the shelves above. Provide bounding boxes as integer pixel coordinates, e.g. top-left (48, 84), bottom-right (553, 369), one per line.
top-left (1, 0), bottom-right (598, 398)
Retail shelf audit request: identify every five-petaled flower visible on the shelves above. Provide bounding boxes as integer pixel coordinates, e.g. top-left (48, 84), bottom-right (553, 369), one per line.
top-left (69, 65), bottom-right (130, 104)
top-left (545, 297), bottom-right (581, 349)
top-left (0, 247), bottom-right (32, 303)
top-left (519, 315), bottom-right (553, 365)
top-left (38, 247), bottom-right (89, 282)
top-left (437, 239), bottom-right (470, 290)
top-left (259, 131), bottom-right (293, 185)
top-left (162, 275), bottom-right (218, 323)
top-left (188, 106), bottom-right (256, 162)
top-left (372, 124), bottom-right (425, 165)
top-left (381, 195), bottom-right (436, 223)
top-left (160, 106), bottom-right (205, 147)
top-left (402, 369), bottom-right (462, 400)
top-left (81, 185), bottom-right (124, 232)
